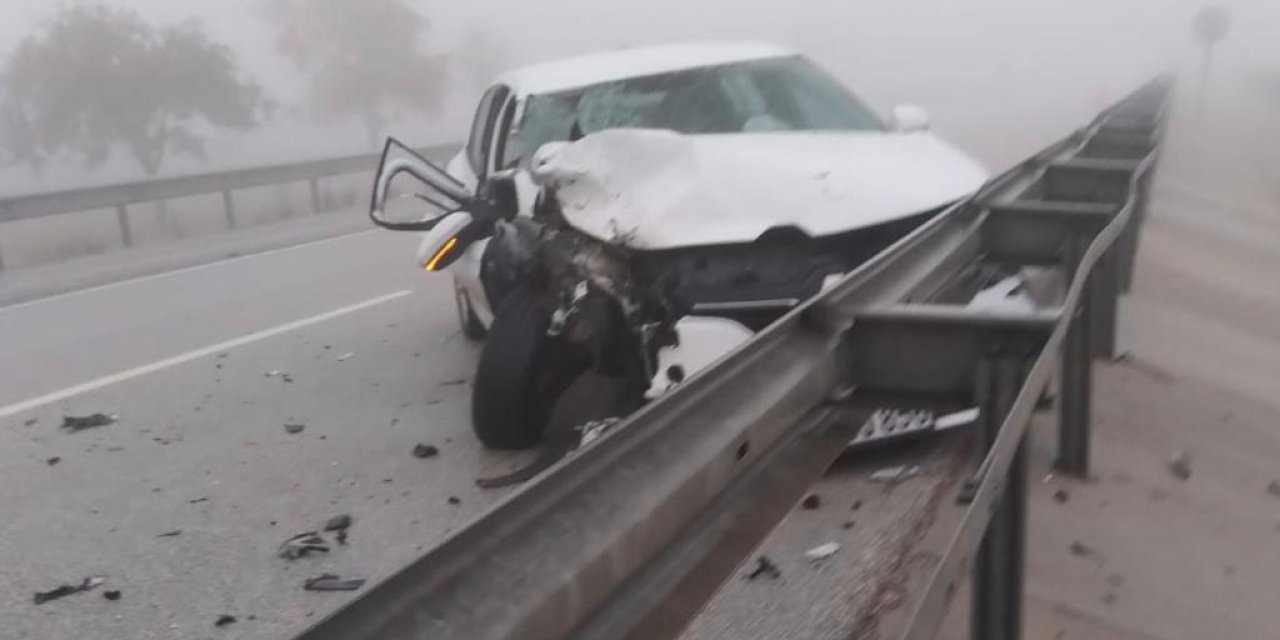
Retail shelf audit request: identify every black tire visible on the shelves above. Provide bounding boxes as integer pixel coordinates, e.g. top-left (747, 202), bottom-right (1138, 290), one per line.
top-left (471, 287), bottom-right (583, 450)
top-left (455, 287), bottom-right (487, 341)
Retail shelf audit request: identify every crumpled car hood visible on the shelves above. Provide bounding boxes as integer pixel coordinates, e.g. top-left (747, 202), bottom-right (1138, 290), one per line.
top-left (532, 129), bottom-right (989, 250)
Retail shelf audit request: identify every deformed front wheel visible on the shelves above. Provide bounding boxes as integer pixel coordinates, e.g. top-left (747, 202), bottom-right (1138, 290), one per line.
top-left (471, 286), bottom-right (584, 450)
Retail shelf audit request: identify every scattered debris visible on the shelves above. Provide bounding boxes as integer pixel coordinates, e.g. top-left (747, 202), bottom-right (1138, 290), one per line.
top-left (439, 378), bottom-right (468, 387)
top-left (265, 370), bottom-right (285, 378)
top-left (1068, 541), bottom-right (1097, 558)
top-left (336, 529), bottom-right (349, 546)
top-left (842, 521), bottom-right (856, 530)
top-left (1052, 489), bottom-right (1070, 504)
top-left (46, 457), bottom-right (61, 466)
top-left (304, 574), bottom-right (366, 592)
top-left (24, 418), bottom-right (37, 427)
top-left (61, 413), bottom-right (116, 432)
top-left (1167, 451), bottom-right (1192, 481)
top-left (157, 530), bottom-right (183, 538)
top-left (1101, 592), bottom-right (1117, 605)
top-left (189, 497), bottom-right (209, 504)
top-left (746, 556), bottom-right (782, 580)
top-left (412, 444), bottom-right (439, 459)
top-left (215, 614), bottom-right (237, 627)
top-left (323, 514), bottom-right (353, 532)
top-left (103, 590), bottom-right (122, 601)
top-left (576, 417), bottom-right (621, 448)
top-left (33, 576), bottom-right (105, 604)
top-left (217, 353), bottom-right (229, 359)
top-left (934, 407), bottom-right (980, 431)
top-left (284, 423), bottom-right (306, 435)
top-left (852, 500), bottom-right (862, 511)
top-left (869, 465), bottom-right (920, 483)
top-left (336, 353), bottom-right (355, 362)
top-left (1267, 480), bottom-right (1280, 499)
top-left (447, 496), bottom-right (461, 506)
top-left (278, 532), bottom-right (330, 560)
top-left (804, 542), bottom-right (840, 561)
top-left (801, 494), bottom-right (822, 510)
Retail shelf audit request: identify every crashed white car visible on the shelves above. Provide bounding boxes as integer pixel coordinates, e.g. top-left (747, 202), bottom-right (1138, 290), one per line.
top-left (370, 42), bottom-right (987, 450)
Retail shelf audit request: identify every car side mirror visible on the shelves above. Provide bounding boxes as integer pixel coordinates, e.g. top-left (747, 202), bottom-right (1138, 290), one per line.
top-left (890, 104), bottom-right (931, 133)
top-left (370, 138), bottom-right (475, 231)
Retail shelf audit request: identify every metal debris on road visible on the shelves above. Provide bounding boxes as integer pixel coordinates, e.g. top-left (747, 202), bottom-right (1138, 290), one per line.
top-left (157, 530), bottom-right (183, 538)
top-left (336, 353), bottom-right (355, 362)
top-left (33, 576), bottom-right (105, 604)
top-left (576, 417), bottom-right (620, 448)
top-left (61, 413), bottom-right (116, 432)
top-left (745, 556), bottom-right (781, 580)
top-left (323, 514), bottom-right (353, 532)
top-left (215, 614), bottom-right (237, 627)
top-left (1167, 451), bottom-right (1192, 481)
top-left (278, 532), bottom-right (330, 560)
top-left (412, 444), bottom-right (439, 459)
top-left (804, 542), bottom-right (840, 561)
top-left (103, 590), bottom-right (121, 601)
top-left (934, 407), bottom-right (980, 431)
top-left (284, 423), bottom-right (306, 434)
top-left (304, 573), bottom-right (366, 592)
top-left (447, 496), bottom-right (461, 505)
top-left (801, 494), bottom-right (821, 510)
top-left (869, 465), bottom-right (920, 483)
top-left (188, 497), bottom-right (209, 504)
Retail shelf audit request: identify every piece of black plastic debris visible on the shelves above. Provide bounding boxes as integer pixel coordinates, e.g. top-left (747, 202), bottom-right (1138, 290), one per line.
top-left (746, 556), bottom-right (782, 581)
top-left (801, 494), bottom-right (821, 510)
top-left (851, 500), bottom-right (863, 511)
top-left (103, 590), bottom-right (121, 601)
top-left (304, 573), bottom-right (366, 591)
top-left (215, 614), bottom-right (237, 627)
top-left (46, 457), bottom-right (61, 466)
top-left (61, 413), bottom-right (116, 432)
top-left (323, 514), bottom-right (353, 532)
top-left (278, 532), bottom-right (330, 560)
top-left (33, 576), bottom-right (105, 604)
top-left (336, 529), bottom-right (348, 546)
top-left (189, 497), bottom-right (208, 504)
top-left (1167, 451), bottom-right (1192, 481)
top-left (447, 496), bottom-right (461, 505)
top-left (412, 444), bottom-right (439, 459)
top-left (157, 530), bottom-right (182, 538)
top-left (284, 423), bottom-right (305, 435)
top-left (842, 521), bottom-right (856, 530)
top-left (24, 418), bottom-right (38, 427)
top-left (1069, 541), bottom-right (1096, 558)
top-left (1053, 489), bottom-right (1070, 504)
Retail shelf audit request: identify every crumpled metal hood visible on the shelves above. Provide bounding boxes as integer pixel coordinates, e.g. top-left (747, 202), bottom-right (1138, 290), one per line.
top-left (532, 129), bottom-right (989, 250)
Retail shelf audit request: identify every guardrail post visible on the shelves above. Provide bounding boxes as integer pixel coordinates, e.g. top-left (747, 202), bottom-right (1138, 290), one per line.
top-left (1058, 238), bottom-right (1094, 476)
top-left (1088, 248), bottom-right (1119, 358)
top-left (309, 177), bottom-right (322, 213)
top-left (221, 190), bottom-right (237, 229)
top-left (971, 351), bottom-right (1029, 640)
top-left (115, 204), bottom-right (133, 248)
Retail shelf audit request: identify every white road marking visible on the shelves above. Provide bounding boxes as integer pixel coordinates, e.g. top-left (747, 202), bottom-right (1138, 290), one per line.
top-left (0, 289), bottom-right (413, 419)
top-left (0, 228), bottom-right (379, 314)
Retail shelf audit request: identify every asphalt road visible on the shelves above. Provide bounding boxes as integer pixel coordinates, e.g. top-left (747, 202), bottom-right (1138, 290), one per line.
top-left (0, 227), bottom-right (537, 639)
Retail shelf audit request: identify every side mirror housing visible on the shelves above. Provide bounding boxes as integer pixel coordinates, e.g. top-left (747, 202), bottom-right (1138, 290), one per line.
top-left (415, 211), bottom-right (476, 271)
top-left (890, 104), bottom-right (931, 133)
top-left (370, 138), bottom-right (474, 231)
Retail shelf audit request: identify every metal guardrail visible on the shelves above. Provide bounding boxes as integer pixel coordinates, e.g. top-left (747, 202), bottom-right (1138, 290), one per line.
top-left (297, 79), bottom-right (1170, 640)
top-left (0, 144), bottom-right (457, 269)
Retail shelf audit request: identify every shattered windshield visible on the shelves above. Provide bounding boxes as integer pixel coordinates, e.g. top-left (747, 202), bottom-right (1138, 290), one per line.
top-left (502, 56), bottom-right (884, 168)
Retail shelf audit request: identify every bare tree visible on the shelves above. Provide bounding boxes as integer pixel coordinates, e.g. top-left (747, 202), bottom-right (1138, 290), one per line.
top-left (263, 0), bottom-right (448, 149)
top-left (0, 5), bottom-right (269, 176)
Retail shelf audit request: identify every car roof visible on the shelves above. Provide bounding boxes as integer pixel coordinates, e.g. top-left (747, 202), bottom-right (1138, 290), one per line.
top-left (496, 41), bottom-right (796, 96)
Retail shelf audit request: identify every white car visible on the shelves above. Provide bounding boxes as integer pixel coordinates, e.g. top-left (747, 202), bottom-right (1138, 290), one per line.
top-left (370, 42), bottom-right (987, 450)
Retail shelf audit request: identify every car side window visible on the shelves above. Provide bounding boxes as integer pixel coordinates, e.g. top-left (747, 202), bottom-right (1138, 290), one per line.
top-left (467, 85), bottom-right (511, 179)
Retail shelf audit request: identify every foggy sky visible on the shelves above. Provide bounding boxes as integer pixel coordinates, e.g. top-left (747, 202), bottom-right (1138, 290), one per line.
top-left (0, 0), bottom-right (1275, 195)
